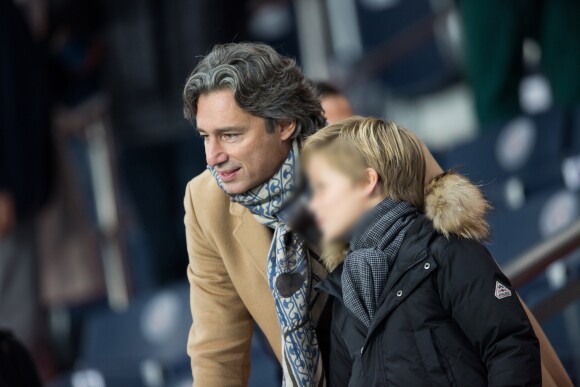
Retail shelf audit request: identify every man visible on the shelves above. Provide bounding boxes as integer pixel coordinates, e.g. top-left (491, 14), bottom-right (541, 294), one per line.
top-left (182, 42), bottom-right (571, 386)
top-left (314, 81), bottom-right (353, 124)
top-left (181, 42), bottom-right (436, 386)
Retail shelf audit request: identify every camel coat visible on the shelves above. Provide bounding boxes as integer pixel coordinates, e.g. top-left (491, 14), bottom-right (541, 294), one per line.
top-left (184, 170), bottom-right (572, 387)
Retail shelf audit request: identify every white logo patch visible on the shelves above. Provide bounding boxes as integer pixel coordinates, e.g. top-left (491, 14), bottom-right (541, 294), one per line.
top-left (495, 281), bottom-right (512, 300)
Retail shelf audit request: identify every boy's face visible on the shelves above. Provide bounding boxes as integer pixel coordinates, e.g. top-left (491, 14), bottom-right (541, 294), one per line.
top-left (196, 90), bottom-right (295, 194)
top-left (306, 154), bottom-right (373, 242)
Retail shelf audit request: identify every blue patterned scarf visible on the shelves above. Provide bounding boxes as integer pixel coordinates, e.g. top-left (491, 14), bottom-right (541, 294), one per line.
top-left (209, 141), bottom-right (325, 387)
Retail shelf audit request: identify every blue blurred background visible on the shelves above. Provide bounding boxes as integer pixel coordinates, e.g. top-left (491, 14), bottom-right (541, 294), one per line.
top-left (1, 0), bottom-right (580, 386)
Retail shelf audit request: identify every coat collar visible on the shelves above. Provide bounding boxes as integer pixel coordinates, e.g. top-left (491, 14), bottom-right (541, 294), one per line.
top-left (377, 216), bottom-right (433, 302)
top-left (230, 201), bottom-right (273, 280)
top-left (316, 215), bottom-right (432, 300)
top-left (229, 200), bottom-right (245, 217)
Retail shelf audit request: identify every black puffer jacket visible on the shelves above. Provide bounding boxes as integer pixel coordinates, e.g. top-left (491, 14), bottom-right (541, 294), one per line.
top-left (316, 215), bottom-right (541, 387)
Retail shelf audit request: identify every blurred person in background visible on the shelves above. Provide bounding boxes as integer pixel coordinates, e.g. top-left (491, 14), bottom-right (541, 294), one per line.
top-left (314, 81), bottom-right (354, 124)
top-left (0, 0), bottom-right (52, 374)
top-left (458, 0), bottom-right (580, 126)
top-left (313, 80), bottom-right (443, 185)
top-left (181, 42), bottom-right (478, 386)
top-left (2, 0), bottom-right (112, 381)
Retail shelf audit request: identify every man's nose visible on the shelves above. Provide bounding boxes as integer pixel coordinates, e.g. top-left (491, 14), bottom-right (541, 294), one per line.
top-left (205, 138), bottom-right (228, 166)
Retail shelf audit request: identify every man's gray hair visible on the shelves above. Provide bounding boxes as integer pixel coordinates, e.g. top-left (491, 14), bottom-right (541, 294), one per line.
top-left (183, 42), bottom-right (326, 138)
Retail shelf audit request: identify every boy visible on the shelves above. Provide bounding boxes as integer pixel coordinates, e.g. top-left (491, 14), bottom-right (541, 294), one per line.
top-left (303, 116), bottom-right (541, 386)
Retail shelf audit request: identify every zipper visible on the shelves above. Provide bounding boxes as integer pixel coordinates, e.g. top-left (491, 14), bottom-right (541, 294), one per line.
top-left (361, 253), bottom-right (429, 354)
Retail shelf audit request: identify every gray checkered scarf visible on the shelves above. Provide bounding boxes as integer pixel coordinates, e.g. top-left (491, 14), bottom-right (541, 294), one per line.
top-left (342, 198), bottom-right (419, 327)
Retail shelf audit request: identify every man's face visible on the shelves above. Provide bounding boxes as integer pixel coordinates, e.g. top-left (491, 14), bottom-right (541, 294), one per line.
top-left (196, 90), bottom-right (295, 194)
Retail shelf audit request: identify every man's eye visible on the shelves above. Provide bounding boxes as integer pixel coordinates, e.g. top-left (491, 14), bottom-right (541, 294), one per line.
top-left (200, 135), bottom-right (209, 142)
top-left (223, 133), bottom-right (239, 140)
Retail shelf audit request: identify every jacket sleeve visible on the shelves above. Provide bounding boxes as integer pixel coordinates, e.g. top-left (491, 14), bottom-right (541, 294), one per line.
top-left (434, 238), bottom-right (541, 387)
top-left (184, 181), bottom-right (254, 387)
top-left (328, 300), bottom-right (353, 387)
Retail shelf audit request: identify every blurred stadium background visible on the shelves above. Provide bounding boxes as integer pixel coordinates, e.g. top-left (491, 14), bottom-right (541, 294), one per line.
top-left (2, 0), bottom-right (580, 386)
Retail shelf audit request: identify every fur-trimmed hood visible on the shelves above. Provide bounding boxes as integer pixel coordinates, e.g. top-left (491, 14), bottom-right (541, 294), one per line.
top-left (321, 171), bottom-right (491, 271)
top-left (424, 170), bottom-right (491, 241)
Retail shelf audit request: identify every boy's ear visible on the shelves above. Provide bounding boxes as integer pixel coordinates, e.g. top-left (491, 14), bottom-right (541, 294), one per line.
top-left (362, 167), bottom-right (381, 196)
top-left (279, 120), bottom-right (297, 141)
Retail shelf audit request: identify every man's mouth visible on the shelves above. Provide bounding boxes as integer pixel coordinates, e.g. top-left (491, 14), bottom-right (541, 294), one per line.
top-left (218, 167), bottom-right (241, 182)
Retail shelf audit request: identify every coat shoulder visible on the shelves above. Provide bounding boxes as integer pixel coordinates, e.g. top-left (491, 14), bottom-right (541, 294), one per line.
top-left (187, 169), bottom-right (224, 199)
top-left (427, 230), bottom-right (497, 274)
top-left (184, 170), bottom-right (232, 226)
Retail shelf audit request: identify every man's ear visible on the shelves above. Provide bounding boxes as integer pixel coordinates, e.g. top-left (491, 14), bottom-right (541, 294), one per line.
top-left (362, 168), bottom-right (381, 196)
top-left (279, 120), bottom-right (297, 141)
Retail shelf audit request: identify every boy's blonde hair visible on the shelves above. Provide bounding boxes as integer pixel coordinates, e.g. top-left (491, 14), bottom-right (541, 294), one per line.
top-left (303, 116), bottom-right (426, 209)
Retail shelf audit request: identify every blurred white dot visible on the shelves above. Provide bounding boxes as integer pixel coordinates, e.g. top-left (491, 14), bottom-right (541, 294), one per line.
top-left (71, 369), bottom-right (106, 387)
top-left (359, 0), bottom-right (400, 11)
top-left (444, 10), bottom-right (461, 49)
top-left (175, 377), bottom-right (194, 387)
top-left (562, 156), bottom-right (580, 191)
top-left (504, 177), bottom-right (526, 210)
top-left (546, 261), bottom-right (567, 290)
top-left (539, 190), bottom-right (578, 238)
top-left (249, 4), bottom-right (292, 40)
top-left (523, 38), bottom-right (542, 66)
top-left (495, 116), bottom-right (536, 172)
top-left (140, 359), bottom-right (164, 387)
top-left (520, 74), bottom-right (552, 114)
top-left (141, 292), bottom-right (181, 344)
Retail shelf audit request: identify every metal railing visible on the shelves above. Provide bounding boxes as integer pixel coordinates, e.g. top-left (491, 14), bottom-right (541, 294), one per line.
top-left (504, 219), bottom-right (580, 322)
